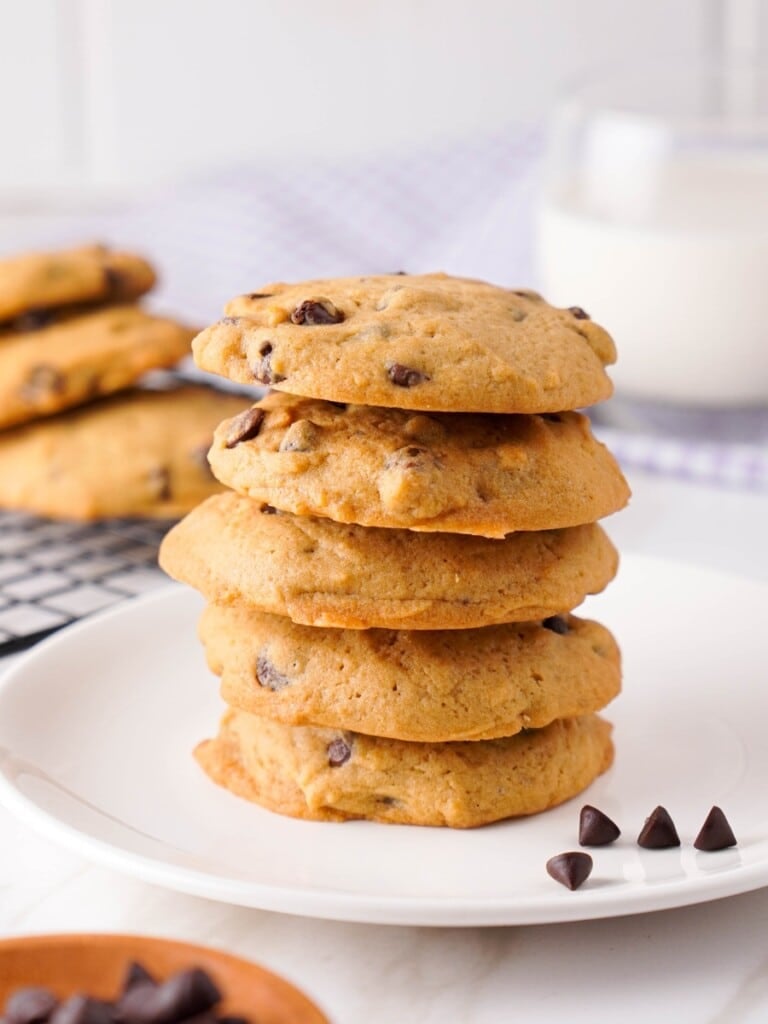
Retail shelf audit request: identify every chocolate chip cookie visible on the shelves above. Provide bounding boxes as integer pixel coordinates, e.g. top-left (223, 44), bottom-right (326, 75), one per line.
top-left (200, 605), bottom-right (621, 741)
top-left (0, 386), bottom-right (248, 520)
top-left (0, 243), bottom-right (155, 324)
top-left (159, 492), bottom-right (619, 629)
top-left (196, 709), bottom-right (614, 826)
top-left (0, 305), bottom-right (195, 428)
top-left (208, 392), bottom-right (630, 536)
top-left (192, 273), bottom-right (615, 413)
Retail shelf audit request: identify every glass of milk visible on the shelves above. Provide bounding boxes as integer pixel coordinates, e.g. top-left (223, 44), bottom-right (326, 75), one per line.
top-left (536, 63), bottom-right (768, 406)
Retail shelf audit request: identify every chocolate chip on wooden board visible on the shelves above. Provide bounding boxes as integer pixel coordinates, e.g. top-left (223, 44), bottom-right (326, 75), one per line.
top-left (5, 988), bottom-right (59, 1024)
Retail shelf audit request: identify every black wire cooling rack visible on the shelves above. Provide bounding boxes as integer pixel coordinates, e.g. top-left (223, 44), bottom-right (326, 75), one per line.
top-left (0, 510), bottom-right (170, 654)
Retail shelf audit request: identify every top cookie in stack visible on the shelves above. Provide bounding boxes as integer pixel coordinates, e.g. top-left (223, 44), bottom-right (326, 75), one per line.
top-left (161, 272), bottom-right (629, 827)
top-left (193, 273), bottom-right (615, 413)
top-left (0, 243), bottom-right (247, 520)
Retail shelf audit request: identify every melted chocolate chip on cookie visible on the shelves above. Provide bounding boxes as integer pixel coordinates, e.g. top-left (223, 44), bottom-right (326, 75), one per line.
top-left (387, 363), bottom-right (429, 388)
top-left (224, 407), bottom-right (265, 448)
top-left (250, 343), bottom-right (286, 385)
top-left (291, 298), bottom-right (344, 325)
top-left (327, 737), bottom-right (352, 767)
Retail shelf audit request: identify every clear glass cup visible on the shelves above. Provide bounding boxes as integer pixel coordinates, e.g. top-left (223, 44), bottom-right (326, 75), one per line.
top-left (536, 62), bottom-right (768, 406)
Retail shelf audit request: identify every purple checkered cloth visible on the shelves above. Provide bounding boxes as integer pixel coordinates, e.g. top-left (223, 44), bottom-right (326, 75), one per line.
top-left (5, 128), bottom-right (767, 490)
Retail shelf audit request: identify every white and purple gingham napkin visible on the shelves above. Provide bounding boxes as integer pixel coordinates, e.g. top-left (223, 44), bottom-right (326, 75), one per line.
top-left (6, 127), bottom-right (767, 491)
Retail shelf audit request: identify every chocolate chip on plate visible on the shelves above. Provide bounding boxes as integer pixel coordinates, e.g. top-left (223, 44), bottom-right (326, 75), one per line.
top-left (386, 363), bottom-right (429, 388)
top-left (637, 805), bottom-right (681, 849)
top-left (546, 851), bottom-right (593, 890)
top-left (568, 306), bottom-right (590, 320)
top-left (117, 968), bottom-right (221, 1024)
top-left (327, 738), bottom-right (351, 767)
top-left (224, 407), bottom-right (265, 448)
top-left (579, 805), bottom-right (621, 847)
top-left (542, 616), bottom-right (569, 635)
top-left (290, 298), bottom-right (344, 325)
top-left (5, 987), bottom-right (59, 1024)
top-left (694, 806), bottom-right (737, 851)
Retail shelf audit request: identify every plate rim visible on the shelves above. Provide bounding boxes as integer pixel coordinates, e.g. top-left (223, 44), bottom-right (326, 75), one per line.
top-left (1, 557), bottom-right (767, 927)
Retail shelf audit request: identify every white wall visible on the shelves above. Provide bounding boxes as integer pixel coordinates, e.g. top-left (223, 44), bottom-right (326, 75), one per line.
top-left (0, 0), bottom-right (749, 196)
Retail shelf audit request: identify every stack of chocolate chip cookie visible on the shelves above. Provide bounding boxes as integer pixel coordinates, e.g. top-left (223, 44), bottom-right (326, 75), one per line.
top-left (160, 273), bottom-right (630, 827)
top-left (0, 243), bottom-right (247, 519)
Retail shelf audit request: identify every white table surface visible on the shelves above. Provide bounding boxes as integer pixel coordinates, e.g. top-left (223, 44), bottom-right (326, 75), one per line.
top-left (2, 468), bottom-right (768, 1024)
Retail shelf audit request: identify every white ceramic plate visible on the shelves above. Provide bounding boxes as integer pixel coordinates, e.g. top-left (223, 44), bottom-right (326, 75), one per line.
top-left (0, 554), bottom-right (766, 927)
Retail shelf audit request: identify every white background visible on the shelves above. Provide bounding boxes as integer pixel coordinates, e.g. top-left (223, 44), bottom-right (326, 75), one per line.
top-left (2, 0), bottom-right (766, 195)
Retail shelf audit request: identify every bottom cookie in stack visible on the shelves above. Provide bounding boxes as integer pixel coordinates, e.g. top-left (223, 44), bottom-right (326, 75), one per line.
top-left (196, 711), bottom-right (614, 828)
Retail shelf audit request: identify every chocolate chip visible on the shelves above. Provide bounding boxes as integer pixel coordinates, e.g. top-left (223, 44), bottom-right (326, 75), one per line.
top-left (250, 343), bottom-right (286, 385)
top-left (327, 737), bottom-right (351, 767)
top-left (148, 466), bottom-right (172, 502)
top-left (260, 504), bottom-right (278, 514)
top-left (5, 988), bottom-right (58, 1024)
top-left (10, 308), bottom-right (54, 332)
top-left (21, 364), bottom-right (65, 400)
top-left (290, 298), bottom-right (344, 325)
top-left (569, 306), bottom-right (590, 320)
top-left (121, 963), bottom-right (157, 995)
top-left (694, 806), bottom-right (737, 851)
top-left (117, 970), bottom-right (220, 1024)
top-left (386, 363), bottom-right (429, 388)
top-left (383, 445), bottom-right (433, 471)
top-left (542, 616), bottom-right (569, 635)
top-left (279, 419), bottom-right (317, 452)
top-left (637, 805), bottom-right (680, 849)
top-left (256, 653), bottom-right (290, 691)
top-left (546, 851), bottom-right (593, 890)
top-left (50, 997), bottom-right (112, 1024)
top-left (579, 805), bottom-right (621, 846)
top-left (104, 266), bottom-right (130, 298)
top-left (224, 407), bottom-right (265, 448)
top-left (248, 292), bottom-right (273, 300)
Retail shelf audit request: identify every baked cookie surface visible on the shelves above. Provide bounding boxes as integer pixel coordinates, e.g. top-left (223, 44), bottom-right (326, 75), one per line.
top-left (0, 305), bottom-right (195, 428)
top-left (159, 492), bottom-right (619, 629)
top-left (200, 605), bottom-right (621, 742)
top-left (0, 386), bottom-right (248, 520)
top-left (192, 273), bottom-right (615, 413)
top-left (209, 392), bottom-right (630, 537)
top-left (0, 243), bottom-right (155, 323)
top-left (196, 709), bottom-right (614, 827)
